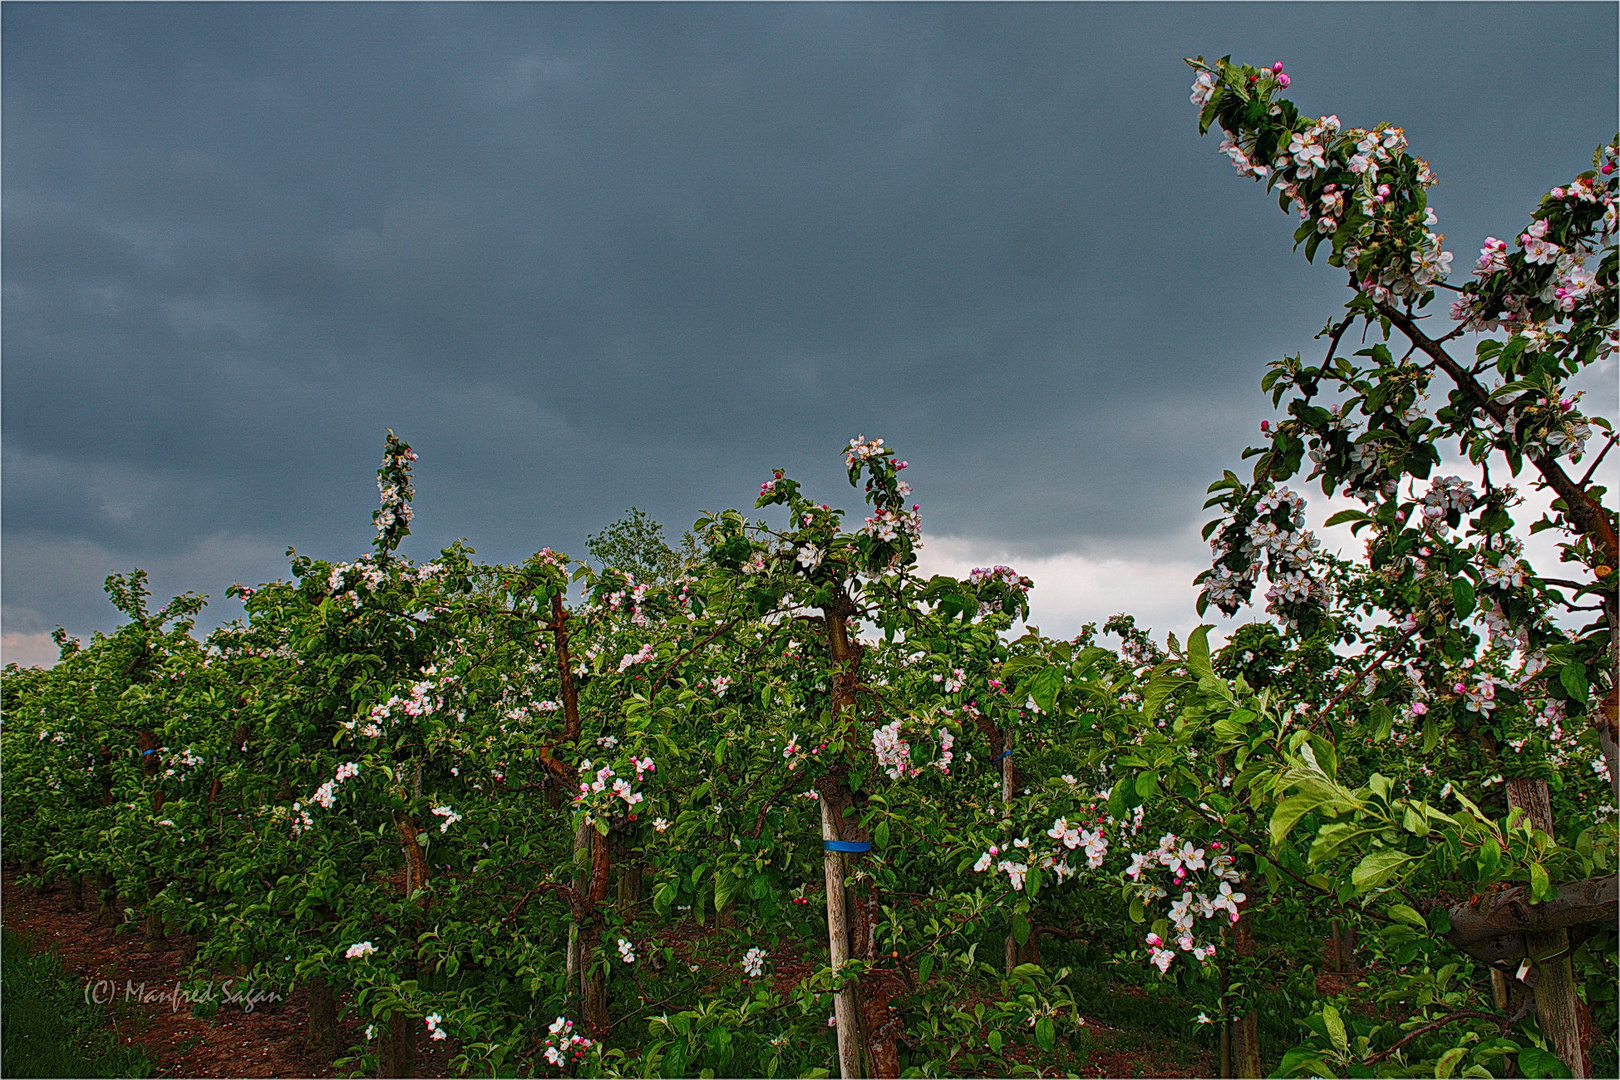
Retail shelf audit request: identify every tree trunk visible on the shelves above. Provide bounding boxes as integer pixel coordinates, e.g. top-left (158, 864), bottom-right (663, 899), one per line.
top-left (1327, 919), bottom-right (1357, 974)
top-left (96, 872), bottom-right (118, 927)
top-left (143, 908), bottom-right (166, 949)
top-left (383, 813), bottom-right (429, 1079)
top-left (1233, 910), bottom-right (1262, 1078)
top-left (307, 975), bottom-right (339, 1061)
top-left (377, 1009), bottom-right (414, 1078)
top-left (567, 817), bottom-right (590, 989)
top-left (616, 838), bottom-right (643, 916)
top-left (1505, 778), bottom-right (1589, 1078)
top-left (579, 825), bottom-right (612, 1037)
top-left (65, 874), bottom-right (83, 912)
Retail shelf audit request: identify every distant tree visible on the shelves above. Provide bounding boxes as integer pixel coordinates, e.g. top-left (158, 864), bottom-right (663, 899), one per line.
top-left (586, 507), bottom-right (696, 586)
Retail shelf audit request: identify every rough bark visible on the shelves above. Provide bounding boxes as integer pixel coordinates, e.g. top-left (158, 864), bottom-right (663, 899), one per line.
top-left (307, 974), bottom-right (339, 1061)
top-left (1503, 779), bottom-right (1588, 1077)
top-left (377, 1008), bottom-right (414, 1078)
top-left (96, 872), bottom-right (119, 927)
top-left (1233, 909), bottom-right (1262, 1078)
top-left (1436, 873), bottom-right (1617, 963)
top-left (580, 826), bottom-right (612, 1037)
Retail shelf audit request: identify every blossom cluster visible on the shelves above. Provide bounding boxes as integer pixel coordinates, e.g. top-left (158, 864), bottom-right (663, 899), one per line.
top-left (424, 1013), bottom-right (448, 1041)
top-left (863, 504), bottom-right (922, 545)
top-left (1203, 486), bottom-right (1328, 627)
top-left (597, 574), bottom-right (653, 629)
top-left (1451, 144), bottom-right (1617, 336)
top-left (372, 432), bottom-right (418, 552)
top-left (309, 761), bottom-right (362, 812)
top-left (542, 1016), bottom-right (594, 1067)
top-left (1191, 58), bottom-right (1451, 305)
top-left (972, 815), bottom-right (1108, 891)
top-left (872, 720), bottom-right (915, 780)
top-left (1124, 833), bottom-right (1245, 973)
top-left (346, 675), bottom-right (444, 740)
top-left (617, 642), bottom-right (655, 672)
top-left (843, 435), bottom-right (888, 469)
top-left (430, 804), bottom-right (463, 833)
top-left (1419, 475), bottom-right (1477, 530)
top-left (742, 946), bottom-right (768, 978)
top-left (968, 565), bottom-right (1032, 617)
top-left (573, 756), bottom-right (654, 822)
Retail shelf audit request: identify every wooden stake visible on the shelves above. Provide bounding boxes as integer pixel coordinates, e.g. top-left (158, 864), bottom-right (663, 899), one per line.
top-left (822, 797), bottom-right (864, 1079)
top-left (1506, 777), bottom-right (1589, 1078)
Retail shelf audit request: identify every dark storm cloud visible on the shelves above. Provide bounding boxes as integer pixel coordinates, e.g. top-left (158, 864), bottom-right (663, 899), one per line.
top-left (4, 2), bottom-right (1616, 642)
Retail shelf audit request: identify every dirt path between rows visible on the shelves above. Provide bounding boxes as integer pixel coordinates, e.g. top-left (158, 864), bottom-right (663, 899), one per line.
top-left (1, 867), bottom-right (455, 1078)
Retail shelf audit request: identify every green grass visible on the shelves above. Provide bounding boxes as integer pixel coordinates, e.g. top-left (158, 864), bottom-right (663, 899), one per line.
top-left (1, 927), bottom-right (154, 1078)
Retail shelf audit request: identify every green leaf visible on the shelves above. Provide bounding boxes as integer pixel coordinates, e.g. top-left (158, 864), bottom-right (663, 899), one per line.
top-left (1011, 912), bottom-right (1030, 946)
top-left (918, 953), bottom-right (934, 983)
top-left (1271, 792), bottom-right (1328, 848)
top-left (1323, 1004), bottom-right (1348, 1055)
top-left (1370, 702), bottom-right (1393, 742)
top-left (1351, 849), bottom-right (1413, 891)
top-left (1452, 578), bottom-right (1476, 619)
top-left (1108, 777), bottom-right (1132, 820)
top-left (1560, 663), bottom-right (1589, 705)
top-left (1435, 1047), bottom-right (1468, 1079)
top-left (1142, 668), bottom-right (1192, 721)
top-left (987, 1030), bottom-right (1003, 1055)
top-left (1186, 624), bottom-right (1215, 681)
top-left (1529, 861), bottom-right (1550, 902)
top-left (874, 820), bottom-right (890, 849)
top-left (1135, 771), bottom-right (1160, 801)
top-left (1035, 1016), bottom-right (1056, 1053)
top-left (1518, 1045), bottom-right (1573, 1079)
top-left (1386, 903), bottom-right (1427, 930)
top-left (1028, 666), bottom-right (1065, 714)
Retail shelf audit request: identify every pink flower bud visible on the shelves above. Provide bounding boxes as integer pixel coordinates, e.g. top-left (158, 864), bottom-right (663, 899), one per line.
top-left (1146, 932), bottom-right (1162, 946)
top-left (1377, 184), bottom-right (1391, 197)
top-left (1271, 62), bottom-right (1284, 73)
top-left (1550, 187), bottom-right (1566, 199)
top-left (1277, 73), bottom-right (1290, 88)
top-left (1260, 420), bottom-right (1270, 432)
top-left (1411, 702), bottom-right (1427, 716)
top-left (1604, 163), bottom-right (1615, 174)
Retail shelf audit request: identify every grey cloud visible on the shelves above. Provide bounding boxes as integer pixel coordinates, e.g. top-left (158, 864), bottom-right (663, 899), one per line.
top-left (4, 3), bottom-right (1616, 650)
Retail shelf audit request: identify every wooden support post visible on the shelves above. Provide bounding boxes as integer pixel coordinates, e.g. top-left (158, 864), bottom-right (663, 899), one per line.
top-left (822, 796), bottom-right (864, 1079)
top-left (1506, 777), bottom-right (1589, 1078)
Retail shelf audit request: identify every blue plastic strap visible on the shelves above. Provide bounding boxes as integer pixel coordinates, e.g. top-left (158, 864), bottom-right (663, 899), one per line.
top-left (994, 749), bottom-right (1012, 761)
top-left (823, 840), bottom-right (872, 853)
top-left (141, 749), bottom-right (158, 756)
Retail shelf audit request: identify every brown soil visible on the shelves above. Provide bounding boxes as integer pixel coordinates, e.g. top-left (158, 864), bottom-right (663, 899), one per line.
top-left (1, 867), bottom-right (457, 1078)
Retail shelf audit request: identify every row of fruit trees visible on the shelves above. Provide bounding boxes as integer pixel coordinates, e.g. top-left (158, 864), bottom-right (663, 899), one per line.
top-left (3, 58), bottom-right (1616, 1079)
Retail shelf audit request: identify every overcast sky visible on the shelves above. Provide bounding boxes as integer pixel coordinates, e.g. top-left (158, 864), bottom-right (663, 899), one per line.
top-left (4, 2), bottom-right (1617, 666)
